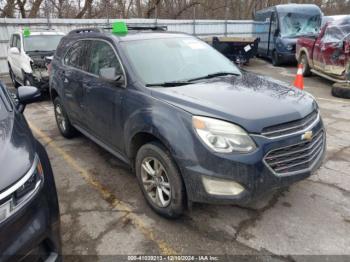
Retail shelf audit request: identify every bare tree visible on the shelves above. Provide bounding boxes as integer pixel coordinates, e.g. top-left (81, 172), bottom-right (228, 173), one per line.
top-left (0, 0), bottom-right (16, 17)
top-left (1, 0), bottom-right (350, 19)
top-left (76, 0), bottom-right (94, 18)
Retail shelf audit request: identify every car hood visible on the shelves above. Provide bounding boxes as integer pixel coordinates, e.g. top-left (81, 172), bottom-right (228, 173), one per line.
top-left (151, 72), bottom-right (317, 133)
top-left (0, 110), bottom-right (35, 192)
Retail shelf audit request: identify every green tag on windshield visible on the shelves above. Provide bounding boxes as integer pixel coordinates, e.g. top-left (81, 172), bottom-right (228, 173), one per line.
top-left (23, 27), bottom-right (31, 37)
top-left (112, 22), bottom-right (128, 36)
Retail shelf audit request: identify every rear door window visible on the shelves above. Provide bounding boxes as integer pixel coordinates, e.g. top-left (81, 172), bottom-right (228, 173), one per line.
top-left (64, 41), bottom-right (86, 70)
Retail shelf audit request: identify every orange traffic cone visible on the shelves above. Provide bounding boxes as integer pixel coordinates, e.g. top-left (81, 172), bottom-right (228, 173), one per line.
top-left (293, 64), bottom-right (304, 90)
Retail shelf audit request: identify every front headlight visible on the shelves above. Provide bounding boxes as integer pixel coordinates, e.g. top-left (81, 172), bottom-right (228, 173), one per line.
top-left (286, 44), bottom-right (294, 51)
top-left (192, 116), bottom-right (256, 153)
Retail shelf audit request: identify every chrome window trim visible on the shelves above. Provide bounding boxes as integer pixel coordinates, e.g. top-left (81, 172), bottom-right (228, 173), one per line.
top-left (252, 113), bottom-right (320, 140)
top-left (62, 38), bottom-right (127, 88)
top-left (0, 155), bottom-right (39, 201)
top-left (263, 129), bottom-right (325, 177)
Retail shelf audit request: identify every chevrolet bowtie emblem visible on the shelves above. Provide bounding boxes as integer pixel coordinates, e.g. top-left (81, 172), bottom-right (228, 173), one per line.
top-left (302, 131), bottom-right (313, 141)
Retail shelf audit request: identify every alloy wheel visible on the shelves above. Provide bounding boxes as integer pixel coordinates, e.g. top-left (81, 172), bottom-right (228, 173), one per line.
top-left (55, 103), bottom-right (67, 132)
top-left (141, 157), bottom-right (171, 208)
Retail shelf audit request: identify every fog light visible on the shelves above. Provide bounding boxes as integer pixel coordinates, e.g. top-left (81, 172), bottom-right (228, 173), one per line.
top-left (202, 176), bottom-right (245, 196)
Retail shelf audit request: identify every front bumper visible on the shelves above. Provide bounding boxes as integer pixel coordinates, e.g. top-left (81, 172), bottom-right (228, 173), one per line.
top-left (276, 51), bottom-right (297, 64)
top-left (178, 118), bottom-right (325, 205)
top-left (0, 141), bottom-right (61, 261)
top-left (32, 75), bottom-right (49, 91)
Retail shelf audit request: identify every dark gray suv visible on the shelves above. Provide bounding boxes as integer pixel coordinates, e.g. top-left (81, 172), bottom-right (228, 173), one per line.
top-left (50, 25), bottom-right (325, 218)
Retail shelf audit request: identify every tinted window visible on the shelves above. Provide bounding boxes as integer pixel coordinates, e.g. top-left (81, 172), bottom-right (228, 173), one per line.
top-left (87, 40), bottom-right (123, 76)
top-left (11, 35), bottom-right (21, 50)
top-left (64, 41), bottom-right (85, 69)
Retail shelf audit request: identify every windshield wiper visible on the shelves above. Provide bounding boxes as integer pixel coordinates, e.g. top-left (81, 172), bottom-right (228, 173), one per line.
top-left (145, 72), bottom-right (240, 87)
top-left (146, 80), bottom-right (193, 87)
top-left (187, 72), bottom-right (240, 82)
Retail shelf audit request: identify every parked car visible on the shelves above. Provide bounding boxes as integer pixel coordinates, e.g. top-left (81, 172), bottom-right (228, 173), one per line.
top-left (296, 16), bottom-right (350, 82)
top-left (7, 29), bottom-right (64, 91)
top-left (254, 4), bottom-right (322, 66)
top-left (50, 25), bottom-right (326, 218)
top-left (0, 82), bottom-right (61, 260)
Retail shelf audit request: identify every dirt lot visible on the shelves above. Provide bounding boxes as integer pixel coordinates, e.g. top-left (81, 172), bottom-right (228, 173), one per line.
top-left (2, 58), bottom-right (350, 261)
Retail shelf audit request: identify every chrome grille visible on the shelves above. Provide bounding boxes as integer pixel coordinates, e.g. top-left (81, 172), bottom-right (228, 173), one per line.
top-left (264, 130), bottom-right (325, 176)
top-left (262, 111), bottom-right (319, 138)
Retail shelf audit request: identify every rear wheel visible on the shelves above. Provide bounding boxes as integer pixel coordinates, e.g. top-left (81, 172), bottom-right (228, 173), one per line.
top-left (300, 53), bottom-right (311, 77)
top-left (332, 83), bottom-right (350, 99)
top-left (54, 97), bottom-right (77, 138)
top-left (136, 142), bottom-right (185, 218)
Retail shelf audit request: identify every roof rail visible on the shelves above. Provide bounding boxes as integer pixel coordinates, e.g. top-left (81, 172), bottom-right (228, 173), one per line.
top-left (68, 28), bottom-right (102, 35)
top-left (103, 25), bottom-right (168, 32)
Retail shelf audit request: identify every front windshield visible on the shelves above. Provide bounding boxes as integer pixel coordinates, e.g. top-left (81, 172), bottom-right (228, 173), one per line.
top-left (279, 11), bottom-right (321, 37)
top-left (121, 37), bottom-right (241, 85)
top-left (24, 35), bottom-right (63, 52)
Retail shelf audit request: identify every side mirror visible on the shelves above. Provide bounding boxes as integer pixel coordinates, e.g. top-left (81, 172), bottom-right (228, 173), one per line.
top-left (9, 47), bottom-right (20, 55)
top-left (99, 67), bottom-right (124, 86)
top-left (17, 86), bottom-right (41, 113)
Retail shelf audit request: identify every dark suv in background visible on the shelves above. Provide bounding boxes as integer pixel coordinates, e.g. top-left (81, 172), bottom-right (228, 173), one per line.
top-left (0, 82), bottom-right (61, 260)
top-left (50, 25), bottom-right (325, 218)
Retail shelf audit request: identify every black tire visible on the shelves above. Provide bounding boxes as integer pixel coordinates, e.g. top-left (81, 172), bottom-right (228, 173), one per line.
top-left (53, 97), bottom-right (77, 138)
top-left (135, 142), bottom-right (185, 218)
top-left (300, 53), bottom-right (311, 77)
top-left (332, 84), bottom-right (350, 99)
top-left (272, 50), bottom-right (281, 67)
top-left (24, 74), bottom-right (34, 87)
top-left (9, 66), bottom-right (20, 88)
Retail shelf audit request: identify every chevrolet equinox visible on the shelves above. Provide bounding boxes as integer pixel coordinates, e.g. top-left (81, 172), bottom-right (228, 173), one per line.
top-left (50, 25), bottom-right (326, 218)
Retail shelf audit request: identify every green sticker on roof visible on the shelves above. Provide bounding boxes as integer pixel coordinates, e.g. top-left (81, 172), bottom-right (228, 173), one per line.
top-left (23, 27), bottom-right (31, 37)
top-left (112, 22), bottom-right (128, 36)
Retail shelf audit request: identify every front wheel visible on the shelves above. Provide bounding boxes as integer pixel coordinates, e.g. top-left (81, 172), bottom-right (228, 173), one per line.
top-left (300, 54), bottom-right (311, 77)
top-left (272, 51), bottom-right (281, 67)
top-left (54, 97), bottom-right (77, 138)
top-left (136, 142), bottom-right (185, 218)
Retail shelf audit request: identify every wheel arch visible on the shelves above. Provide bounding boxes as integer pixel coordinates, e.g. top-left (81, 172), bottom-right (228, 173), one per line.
top-left (129, 130), bottom-right (189, 207)
top-left (298, 47), bottom-right (312, 67)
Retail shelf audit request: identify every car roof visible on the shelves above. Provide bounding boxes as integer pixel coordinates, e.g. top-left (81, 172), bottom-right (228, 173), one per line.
top-left (115, 32), bottom-right (193, 42)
